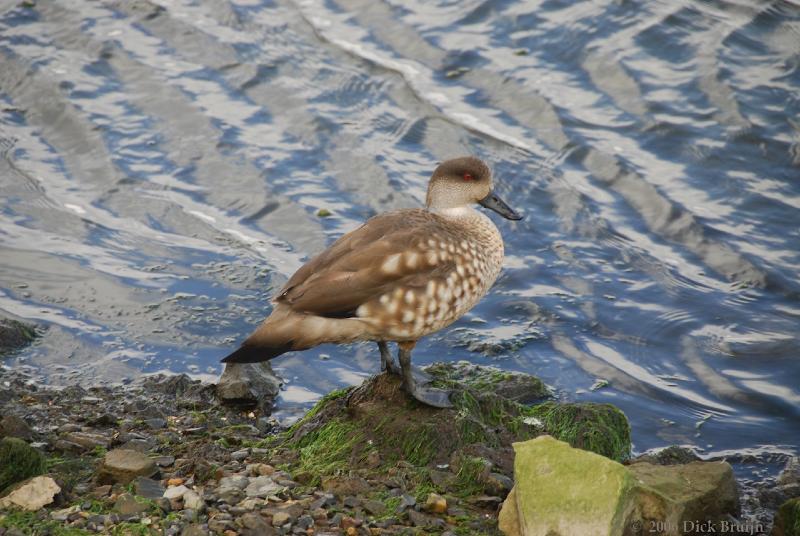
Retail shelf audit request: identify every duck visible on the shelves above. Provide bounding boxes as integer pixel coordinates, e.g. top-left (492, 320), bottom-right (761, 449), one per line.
top-left (222, 156), bottom-right (522, 408)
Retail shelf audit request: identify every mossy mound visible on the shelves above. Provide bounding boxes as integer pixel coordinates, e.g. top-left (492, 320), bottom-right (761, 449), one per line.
top-left (0, 437), bottom-right (47, 493)
top-left (0, 317), bottom-right (38, 356)
top-left (525, 401), bottom-right (631, 462)
top-left (268, 364), bottom-right (631, 498)
top-left (774, 498), bottom-right (800, 536)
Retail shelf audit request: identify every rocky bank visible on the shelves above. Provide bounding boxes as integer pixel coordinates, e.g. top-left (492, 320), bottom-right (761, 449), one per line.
top-left (0, 342), bottom-right (798, 535)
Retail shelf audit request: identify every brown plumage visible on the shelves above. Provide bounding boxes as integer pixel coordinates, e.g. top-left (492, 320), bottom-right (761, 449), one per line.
top-left (222, 156), bottom-right (522, 407)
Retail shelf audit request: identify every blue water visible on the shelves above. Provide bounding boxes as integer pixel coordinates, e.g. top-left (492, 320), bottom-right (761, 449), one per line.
top-left (0, 0), bottom-right (798, 467)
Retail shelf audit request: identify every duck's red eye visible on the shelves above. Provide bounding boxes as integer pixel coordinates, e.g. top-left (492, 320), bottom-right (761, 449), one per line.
top-left (463, 173), bottom-right (474, 181)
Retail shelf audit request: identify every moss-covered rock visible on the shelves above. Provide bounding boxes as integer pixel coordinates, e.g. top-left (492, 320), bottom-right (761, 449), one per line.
top-left (267, 364), bottom-right (631, 504)
top-left (628, 461), bottom-right (739, 525)
top-left (773, 498), bottom-right (800, 536)
top-left (525, 401), bottom-right (631, 462)
top-left (499, 435), bottom-right (638, 536)
top-left (499, 436), bottom-right (740, 536)
top-left (0, 437), bottom-right (47, 493)
top-left (0, 317), bottom-right (38, 356)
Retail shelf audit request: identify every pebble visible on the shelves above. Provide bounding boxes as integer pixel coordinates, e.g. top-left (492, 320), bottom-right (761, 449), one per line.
top-left (164, 485), bottom-right (190, 500)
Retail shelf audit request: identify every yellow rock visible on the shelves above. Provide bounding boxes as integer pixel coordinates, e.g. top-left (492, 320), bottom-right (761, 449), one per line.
top-left (425, 492), bottom-right (448, 513)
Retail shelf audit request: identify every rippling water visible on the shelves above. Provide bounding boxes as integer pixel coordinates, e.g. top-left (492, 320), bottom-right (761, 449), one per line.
top-left (1, 0), bottom-right (799, 463)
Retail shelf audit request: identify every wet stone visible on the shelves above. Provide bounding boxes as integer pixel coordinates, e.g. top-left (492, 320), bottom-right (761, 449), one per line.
top-left (97, 448), bottom-right (158, 484)
top-left (114, 493), bottom-right (150, 515)
top-left (133, 476), bottom-right (165, 500)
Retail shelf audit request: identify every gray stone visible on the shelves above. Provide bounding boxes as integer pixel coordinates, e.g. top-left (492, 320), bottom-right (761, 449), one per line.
top-left (164, 485), bottom-right (189, 500)
top-left (97, 448), bottom-right (158, 484)
top-left (363, 499), bottom-right (386, 516)
top-left (181, 524), bottom-right (209, 536)
top-left (219, 475), bottom-right (249, 490)
top-left (216, 362), bottom-right (281, 411)
top-left (231, 448), bottom-right (250, 461)
top-left (406, 509), bottom-right (444, 528)
top-left (183, 489), bottom-right (204, 511)
top-left (144, 418), bottom-right (167, 430)
top-left (154, 455), bottom-right (175, 467)
top-left (484, 472), bottom-right (513, 495)
top-left (240, 512), bottom-right (272, 532)
top-left (60, 431), bottom-right (109, 451)
top-left (245, 475), bottom-right (281, 498)
top-left (113, 493), bottom-right (150, 515)
top-left (133, 476), bottom-right (164, 500)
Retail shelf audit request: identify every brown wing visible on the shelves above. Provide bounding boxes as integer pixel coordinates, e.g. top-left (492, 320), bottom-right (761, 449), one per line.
top-left (275, 209), bottom-right (455, 317)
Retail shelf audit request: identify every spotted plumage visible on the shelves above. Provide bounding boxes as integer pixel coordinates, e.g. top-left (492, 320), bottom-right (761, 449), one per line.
top-left (222, 156), bottom-right (522, 407)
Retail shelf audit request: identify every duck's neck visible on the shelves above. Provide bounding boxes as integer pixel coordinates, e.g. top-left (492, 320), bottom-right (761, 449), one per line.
top-left (428, 205), bottom-right (480, 219)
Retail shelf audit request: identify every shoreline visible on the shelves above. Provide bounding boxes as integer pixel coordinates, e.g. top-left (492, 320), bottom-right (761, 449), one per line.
top-left (1, 361), bottom-right (797, 535)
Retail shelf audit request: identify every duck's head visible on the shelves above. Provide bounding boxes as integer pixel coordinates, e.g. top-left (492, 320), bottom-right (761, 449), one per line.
top-left (425, 156), bottom-right (523, 220)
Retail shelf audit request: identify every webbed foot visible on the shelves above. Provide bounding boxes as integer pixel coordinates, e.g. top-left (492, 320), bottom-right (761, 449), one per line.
top-left (405, 381), bottom-right (454, 408)
top-left (397, 341), bottom-right (453, 409)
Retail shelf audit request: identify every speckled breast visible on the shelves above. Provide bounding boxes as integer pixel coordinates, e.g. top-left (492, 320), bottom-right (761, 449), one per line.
top-left (357, 211), bottom-right (504, 341)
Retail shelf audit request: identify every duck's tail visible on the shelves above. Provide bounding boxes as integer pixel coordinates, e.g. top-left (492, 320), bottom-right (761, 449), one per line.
top-left (220, 304), bottom-right (366, 364)
top-left (220, 342), bottom-right (292, 363)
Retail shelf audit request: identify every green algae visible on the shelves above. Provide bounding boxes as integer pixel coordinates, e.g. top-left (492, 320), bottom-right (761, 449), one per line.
top-left (523, 401), bottom-right (631, 462)
top-left (777, 498), bottom-right (800, 536)
top-left (508, 436), bottom-right (638, 536)
top-left (0, 437), bottom-right (47, 493)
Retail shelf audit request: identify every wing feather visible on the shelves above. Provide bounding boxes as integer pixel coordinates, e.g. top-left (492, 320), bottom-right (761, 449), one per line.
top-left (276, 209), bottom-right (456, 317)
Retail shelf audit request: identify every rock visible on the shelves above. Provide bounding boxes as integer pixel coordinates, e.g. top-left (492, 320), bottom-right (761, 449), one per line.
top-left (0, 475), bottom-right (60, 510)
top-left (164, 484), bottom-right (189, 500)
top-left (628, 460), bottom-right (740, 524)
top-left (0, 415), bottom-right (33, 440)
top-left (407, 509), bottom-right (444, 528)
top-left (321, 476), bottom-right (371, 497)
top-left (425, 361), bottom-right (549, 403)
top-left (500, 435), bottom-right (637, 536)
top-left (183, 489), bottom-right (204, 511)
top-left (244, 475), bottom-right (281, 498)
top-left (181, 525), bottom-right (209, 536)
top-left (499, 436), bottom-right (740, 536)
top-left (114, 493), bottom-right (151, 515)
top-left (363, 499), bottom-right (386, 516)
top-left (231, 448), bottom-right (250, 461)
top-left (0, 437), bottom-right (46, 491)
top-left (60, 431), bottom-right (110, 451)
top-left (97, 448), bottom-right (158, 484)
top-left (772, 497), bottom-right (800, 536)
top-left (779, 457), bottom-right (800, 486)
top-left (272, 511), bottom-right (292, 527)
top-left (133, 476), bottom-right (165, 499)
top-left (216, 362), bottom-right (281, 411)
top-left (634, 445), bottom-right (701, 466)
top-left (0, 317), bottom-right (38, 355)
top-left (154, 455), bottom-right (176, 467)
top-left (484, 472), bottom-right (514, 496)
top-left (240, 512), bottom-right (275, 535)
top-left (219, 475), bottom-right (249, 490)
top-left (424, 493), bottom-right (447, 514)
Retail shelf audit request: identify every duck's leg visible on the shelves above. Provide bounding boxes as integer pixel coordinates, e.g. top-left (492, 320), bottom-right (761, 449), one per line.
top-left (378, 341), bottom-right (400, 376)
top-left (397, 341), bottom-right (453, 408)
